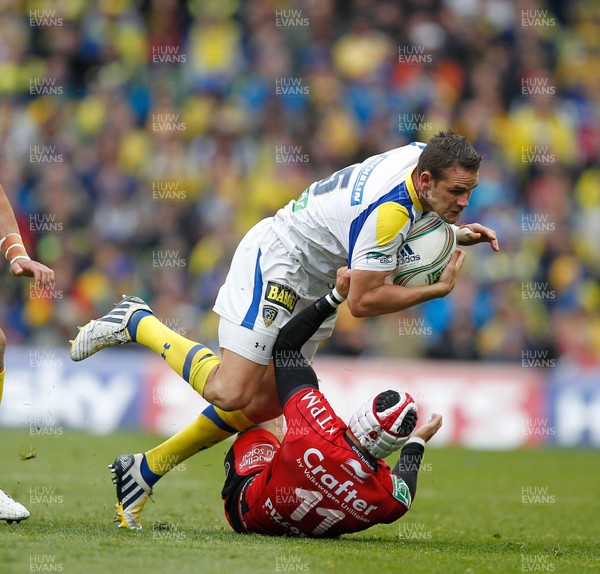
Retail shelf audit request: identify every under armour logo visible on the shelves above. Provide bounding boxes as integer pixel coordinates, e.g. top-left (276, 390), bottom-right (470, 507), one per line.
top-left (255, 342), bottom-right (266, 351)
top-left (161, 342), bottom-right (171, 360)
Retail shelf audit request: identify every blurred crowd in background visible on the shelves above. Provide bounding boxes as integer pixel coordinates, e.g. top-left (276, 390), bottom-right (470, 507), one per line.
top-left (0, 0), bottom-right (598, 366)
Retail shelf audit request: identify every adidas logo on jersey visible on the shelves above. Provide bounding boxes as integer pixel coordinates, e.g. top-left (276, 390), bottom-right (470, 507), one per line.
top-left (398, 244), bottom-right (420, 264)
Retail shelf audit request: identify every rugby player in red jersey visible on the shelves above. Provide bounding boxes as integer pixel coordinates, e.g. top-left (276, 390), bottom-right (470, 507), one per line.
top-left (222, 270), bottom-right (442, 537)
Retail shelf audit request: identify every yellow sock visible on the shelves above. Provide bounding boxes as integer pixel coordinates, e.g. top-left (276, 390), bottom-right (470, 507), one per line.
top-left (127, 312), bottom-right (221, 396)
top-left (145, 405), bottom-right (255, 476)
top-left (0, 369), bottom-right (4, 405)
top-left (214, 407), bottom-right (255, 433)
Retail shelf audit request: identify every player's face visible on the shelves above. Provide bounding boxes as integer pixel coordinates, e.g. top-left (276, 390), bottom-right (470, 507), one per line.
top-left (417, 165), bottom-right (478, 224)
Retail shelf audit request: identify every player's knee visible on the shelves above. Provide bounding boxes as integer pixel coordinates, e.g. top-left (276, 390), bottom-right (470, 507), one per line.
top-left (206, 350), bottom-right (270, 412)
top-left (0, 329), bottom-right (6, 357)
top-left (206, 381), bottom-right (253, 412)
top-left (212, 389), bottom-right (251, 412)
top-left (243, 398), bottom-right (282, 424)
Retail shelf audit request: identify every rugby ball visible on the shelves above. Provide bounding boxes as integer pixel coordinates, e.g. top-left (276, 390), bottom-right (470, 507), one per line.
top-left (392, 215), bottom-right (456, 286)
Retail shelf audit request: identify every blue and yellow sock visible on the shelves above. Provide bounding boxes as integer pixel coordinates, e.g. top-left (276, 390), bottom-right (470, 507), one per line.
top-left (143, 405), bottom-right (255, 480)
top-left (140, 455), bottom-right (161, 488)
top-left (127, 311), bottom-right (221, 397)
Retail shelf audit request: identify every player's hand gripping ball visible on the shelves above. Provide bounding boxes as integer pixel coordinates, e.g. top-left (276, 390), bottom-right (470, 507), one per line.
top-left (392, 215), bottom-right (456, 287)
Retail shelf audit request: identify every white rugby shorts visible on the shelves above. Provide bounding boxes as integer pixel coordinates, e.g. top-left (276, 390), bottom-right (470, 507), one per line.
top-left (213, 218), bottom-right (337, 365)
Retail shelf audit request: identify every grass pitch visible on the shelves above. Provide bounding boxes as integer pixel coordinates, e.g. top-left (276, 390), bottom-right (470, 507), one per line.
top-left (0, 428), bottom-right (598, 574)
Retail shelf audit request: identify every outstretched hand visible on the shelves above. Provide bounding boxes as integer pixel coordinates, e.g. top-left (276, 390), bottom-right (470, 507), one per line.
top-left (457, 223), bottom-right (499, 252)
top-left (10, 258), bottom-right (55, 288)
top-left (411, 413), bottom-right (443, 443)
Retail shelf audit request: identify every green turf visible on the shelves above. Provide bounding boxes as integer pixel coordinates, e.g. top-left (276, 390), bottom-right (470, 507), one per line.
top-left (0, 429), bottom-right (598, 574)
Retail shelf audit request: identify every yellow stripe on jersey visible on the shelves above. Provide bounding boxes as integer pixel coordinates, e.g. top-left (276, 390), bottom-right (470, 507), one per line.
top-left (406, 168), bottom-right (423, 212)
top-left (376, 202), bottom-right (410, 246)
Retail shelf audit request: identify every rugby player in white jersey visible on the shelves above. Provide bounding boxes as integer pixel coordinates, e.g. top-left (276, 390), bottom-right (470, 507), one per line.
top-left (71, 131), bottom-right (498, 528)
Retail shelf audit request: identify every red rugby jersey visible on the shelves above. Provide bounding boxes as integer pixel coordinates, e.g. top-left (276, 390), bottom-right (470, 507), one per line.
top-left (239, 388), bottom-right (412, 537)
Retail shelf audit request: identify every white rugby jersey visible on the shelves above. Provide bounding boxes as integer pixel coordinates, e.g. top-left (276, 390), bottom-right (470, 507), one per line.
top-left (271, 142), bottom-right (427, 283)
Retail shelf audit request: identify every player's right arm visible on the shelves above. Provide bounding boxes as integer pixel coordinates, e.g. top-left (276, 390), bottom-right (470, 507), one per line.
top-left (347, 249), bottom-right (465, 317)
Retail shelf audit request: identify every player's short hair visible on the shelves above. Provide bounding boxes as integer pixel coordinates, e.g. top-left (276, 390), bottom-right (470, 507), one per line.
top-left (416, 131), bottom-right (482, 181)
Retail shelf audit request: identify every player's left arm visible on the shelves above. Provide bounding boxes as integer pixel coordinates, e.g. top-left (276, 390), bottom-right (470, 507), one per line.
top-left (391, 413), bottom-right (442, 501)
top-left (0, 184), bottom-right (54, 286)
top-left (390, 440), bottom-right (425, 503)
top-left (453, 223), bottom-right (499, 251)
top-left (273, 268), bottom-right (350, 407)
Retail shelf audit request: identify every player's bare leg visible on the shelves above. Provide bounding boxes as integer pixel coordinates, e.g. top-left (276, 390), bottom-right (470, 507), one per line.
top-left (239, 365), bottom-right (282, 423)
top-left (202, 349), bottom-right (278, 413)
